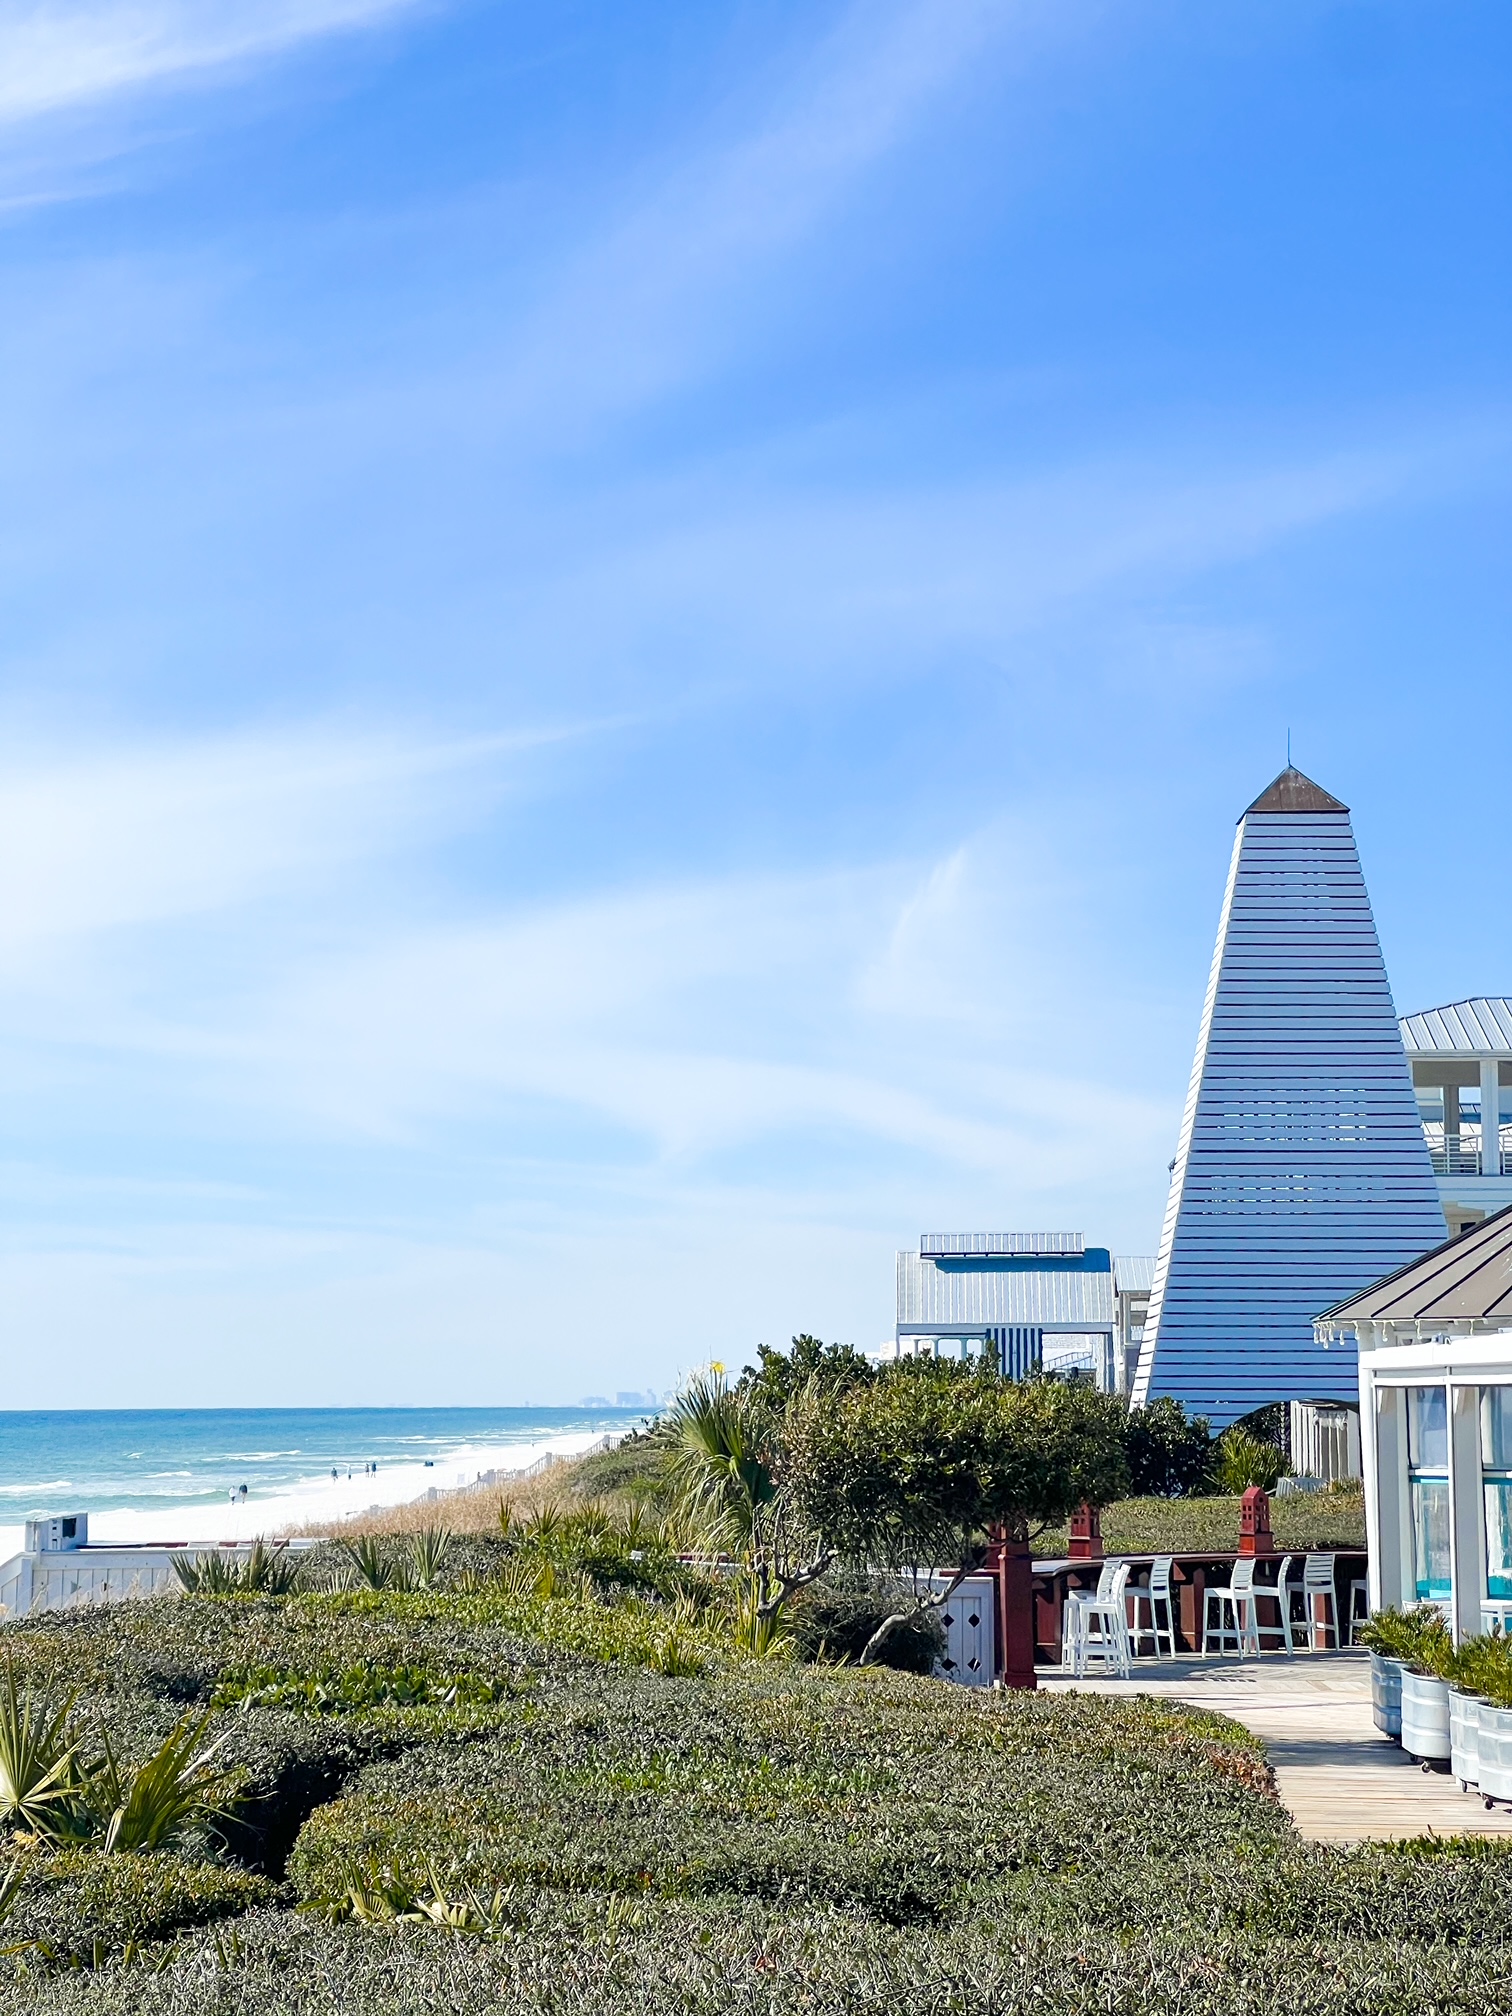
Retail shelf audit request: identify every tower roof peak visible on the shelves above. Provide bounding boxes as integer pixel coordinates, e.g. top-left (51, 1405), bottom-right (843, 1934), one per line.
top-left (1243, 766), bottom-right (1348, 817)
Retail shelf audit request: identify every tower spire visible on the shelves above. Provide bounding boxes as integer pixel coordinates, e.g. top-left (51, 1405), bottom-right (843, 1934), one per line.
top-left (1131, 772), bottom-right (1441, 1423)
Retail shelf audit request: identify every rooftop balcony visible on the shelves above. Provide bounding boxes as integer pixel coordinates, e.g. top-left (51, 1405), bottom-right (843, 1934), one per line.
top-left (1420, 1122), bottom-right (1509, 1179)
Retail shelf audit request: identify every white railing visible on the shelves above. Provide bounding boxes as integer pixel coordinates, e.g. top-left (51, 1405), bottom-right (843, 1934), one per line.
top-left (1423, 1124), bottom-right (1505, 1177)
top-left (0, 1541), bottom-right (320, 1621)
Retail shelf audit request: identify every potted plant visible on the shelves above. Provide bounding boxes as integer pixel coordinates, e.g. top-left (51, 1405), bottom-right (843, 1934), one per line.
top-left (1361, 1606), bottom-right (1454, 1766)
top-left (1357, 1606), bottom-right (1448, 1743)
top-left (1455, 1630), bottom-right (1512, 1810)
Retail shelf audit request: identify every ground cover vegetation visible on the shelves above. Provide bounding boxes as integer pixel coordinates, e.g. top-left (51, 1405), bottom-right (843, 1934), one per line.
top-left (0, 1575), bottom-right (1509, 2011)
top-left (0, 1345), bottom-right (1494, 2008)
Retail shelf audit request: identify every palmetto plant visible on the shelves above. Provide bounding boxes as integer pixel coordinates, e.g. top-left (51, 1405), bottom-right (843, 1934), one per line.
top-left (571, 1501), bottom-right (614, 1544)
top-left (666, 1374), bottom-right (775, 1552)
top-left (311, 1858), bottom-right (518, 1936)
top-left (406, 1528), bottom-right (452, 1589)
top-left (733, 1576), bottom-right (793, 1658)
top-left (1215, 1428), bottom-right (1289, 1495)
top-left (0, 1668), bottom-right (82, 1839)
top-left (667, 1374), bottom-right (831, 1638)
top-left (522, 1505), bottom-right (561, 1545)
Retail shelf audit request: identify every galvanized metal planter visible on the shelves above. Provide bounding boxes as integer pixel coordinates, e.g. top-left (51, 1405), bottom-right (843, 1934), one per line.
top-left (1400, 1669), bottom-right (1452, 1764)
top-left (1370, 1651), bottom-right (1403, 1739)
top-left (1449, 1687), bottom-right (1481, 1788)
top-left (1478, 1701), bottom-right (1512, 1806)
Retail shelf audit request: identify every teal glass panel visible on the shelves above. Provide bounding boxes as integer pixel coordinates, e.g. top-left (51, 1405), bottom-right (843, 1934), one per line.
top-left (1409, 1387), bottom-right (1448, 1469)
top-left (1412, 1477), bottom-right (1451, 1599)
top-left (1482, 1387), bottom-right (1512, 1469)
top-left (1486, 1481), bottom-right (1512, 1601)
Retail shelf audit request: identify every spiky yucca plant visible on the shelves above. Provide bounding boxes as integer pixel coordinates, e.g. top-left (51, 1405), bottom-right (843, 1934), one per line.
top-left (340, 1535), bottom-right (415, 1592)
top-left (92, 1714), bottom-right (237, 1854)
top-left (0, 1668), bottom-right (81, 1839)
top-left (240, 1539), bottom-right (302, 1595)
top-left (173, 1550), bottom-right (242, 1595)
top-left (406, 1528), bottom-right (451, 1589)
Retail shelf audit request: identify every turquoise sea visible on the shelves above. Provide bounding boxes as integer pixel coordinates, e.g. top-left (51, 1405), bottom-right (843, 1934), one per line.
top-left (0, 1406), bottom-right (647, 1555)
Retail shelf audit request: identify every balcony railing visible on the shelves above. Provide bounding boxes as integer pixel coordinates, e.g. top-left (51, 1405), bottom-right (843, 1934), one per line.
top-left (1422, 1123), bottom-right (1507, 1178)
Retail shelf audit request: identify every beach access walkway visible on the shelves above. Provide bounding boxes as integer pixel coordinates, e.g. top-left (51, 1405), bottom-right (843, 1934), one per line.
top-left (1042, 1650), bottom-right (1512, 1843)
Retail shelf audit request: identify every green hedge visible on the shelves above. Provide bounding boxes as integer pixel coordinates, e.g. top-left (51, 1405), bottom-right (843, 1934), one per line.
top-left (0, 1849), bottom-right (270, 1966)
top-left (1, 1895), bottom-right (1509, 2014)
top-left (286, 1670), bottom-right (1285, 1924)
top-left (1034, 1492), bottom-right (1367, 1558)
top-left (0, 1574), bottom-right (1507, 2014)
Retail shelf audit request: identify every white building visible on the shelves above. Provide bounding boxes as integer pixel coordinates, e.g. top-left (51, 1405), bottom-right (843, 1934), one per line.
top-left (892, 1233), bottom-right (1117, 1390)
top-left (1317, 1208), bottom-right (1512, 1640)
top-left (1400, 998), bottom-right (1512, 1235)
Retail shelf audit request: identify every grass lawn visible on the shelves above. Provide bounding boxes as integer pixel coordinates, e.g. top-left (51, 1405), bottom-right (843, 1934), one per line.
top-left (0, 1533), bottom-right (1501, 2012)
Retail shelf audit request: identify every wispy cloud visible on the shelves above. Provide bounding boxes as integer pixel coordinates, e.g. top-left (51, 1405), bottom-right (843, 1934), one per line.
top-left (439, 0), bottom-right (1025, 440)
top-left (0, 721), bottom-right (569, 965)
top-left (0, 0), bottom-right (425, 122)
top-left (0, 730), bottom-right (1175, 1189)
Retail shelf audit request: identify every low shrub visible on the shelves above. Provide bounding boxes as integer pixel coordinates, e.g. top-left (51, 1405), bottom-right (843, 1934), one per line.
top-left (568, 1430), bottom-right (676, 1504)
top-left (213, 1663), bottom-right (501, 1715)
top-left (0, 1574), bottom-right (1508, 2014)
top-left (286, 1670), bottom-right (1284, 1928)
top-left (0, 1847), bottom-right (270, 1966)
top-left (787, 1573), bottom-right (946, 1674)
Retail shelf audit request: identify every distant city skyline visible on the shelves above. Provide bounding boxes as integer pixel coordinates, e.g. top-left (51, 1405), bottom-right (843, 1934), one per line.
top-left (0, 2), bottom-right (1508, 1405)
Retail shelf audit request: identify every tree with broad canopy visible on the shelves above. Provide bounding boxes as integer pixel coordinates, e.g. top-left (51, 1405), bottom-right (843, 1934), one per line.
top-left (786, 1359), bottom-right (1129, 1665)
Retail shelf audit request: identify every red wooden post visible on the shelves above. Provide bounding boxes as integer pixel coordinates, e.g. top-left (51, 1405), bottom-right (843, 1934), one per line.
top-left (1067, 1501), bottom-right (1103, 1562)
top-left (1237, 1485), bottom-right (1276, 1557)
top-left (987, 1526), bottom-right (1038, 1691)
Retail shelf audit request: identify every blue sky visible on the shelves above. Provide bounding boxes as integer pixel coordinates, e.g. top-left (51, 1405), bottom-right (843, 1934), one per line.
top-left (1, 0), bottom-right (1508, 1406)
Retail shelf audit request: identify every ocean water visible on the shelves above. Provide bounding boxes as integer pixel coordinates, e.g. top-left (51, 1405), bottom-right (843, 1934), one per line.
top-left (0, 1406), bottom-right (647, 1560)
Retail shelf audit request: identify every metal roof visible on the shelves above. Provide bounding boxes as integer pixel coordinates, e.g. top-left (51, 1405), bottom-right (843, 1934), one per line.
top-left (919, 1232), bottom-right (1083, 1258)
top-left (1114, 1256), bottom-right (1157, 1294)
top-left (897, 1252), bottom-right (1114, 1328)
top-left (1400, 999), bottom-right (1512, 1055)
top-left (1317, 1204), bottom-right (1512, 1325)
top-left (1244, 767), bottom-right (1348, 817)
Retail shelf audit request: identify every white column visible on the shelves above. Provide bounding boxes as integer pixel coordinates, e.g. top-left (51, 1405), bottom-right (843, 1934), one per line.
top-left (1484, 1059), bottom-right (1503, 1177)
top-left (1449, 1381), bottom-right (1484, 1644)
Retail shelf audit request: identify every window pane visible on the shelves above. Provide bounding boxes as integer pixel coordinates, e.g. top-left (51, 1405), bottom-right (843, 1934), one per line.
top-left (1412, 1478), bottom-right (1451, 1599)
top-left (1409, 1386), bottom-right (1449, 1470)
top-left (1482, 1387), bottom-right (1512, 1470)
top-left (1487, 1481), bottom-right (1512, 1601)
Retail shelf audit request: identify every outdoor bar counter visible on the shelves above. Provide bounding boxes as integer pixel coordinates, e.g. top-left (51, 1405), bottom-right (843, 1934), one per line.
top-left (1029, 1550), bottom-right (1368, 1662)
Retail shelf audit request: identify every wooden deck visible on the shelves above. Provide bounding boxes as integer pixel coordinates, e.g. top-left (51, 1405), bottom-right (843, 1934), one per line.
top-left (1042, 1650), bottom-right (1512, 1843)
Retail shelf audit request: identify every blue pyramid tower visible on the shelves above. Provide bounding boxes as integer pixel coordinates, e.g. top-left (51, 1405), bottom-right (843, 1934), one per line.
top-left (1131, 768), bottom-right (1444, 1425)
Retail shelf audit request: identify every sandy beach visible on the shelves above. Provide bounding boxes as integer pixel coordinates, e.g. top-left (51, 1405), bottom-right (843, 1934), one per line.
top-left (0, 1424), bottom-right (617, 1562)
